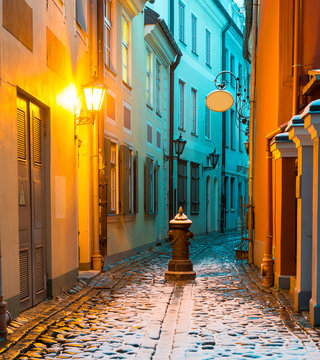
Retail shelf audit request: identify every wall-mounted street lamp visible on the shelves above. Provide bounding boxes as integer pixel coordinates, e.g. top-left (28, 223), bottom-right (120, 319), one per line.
top-left (202, 149), bottom-right (220, 172)
top-left (164, 133), bottom-right (187, 161)
top-left (75, 78), bottom-right (106, 125)
top-left (74, 77), bottom-right (106, 271)
top-left (206, 70), bottom-right (249, 128)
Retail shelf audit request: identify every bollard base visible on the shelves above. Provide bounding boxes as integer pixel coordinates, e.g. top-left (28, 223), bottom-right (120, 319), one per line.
top-left (165, 270), bottom-right (196, 281)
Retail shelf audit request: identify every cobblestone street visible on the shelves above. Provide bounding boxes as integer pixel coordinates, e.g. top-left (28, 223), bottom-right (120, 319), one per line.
top-left (2, 233), bottom-right (320, 359)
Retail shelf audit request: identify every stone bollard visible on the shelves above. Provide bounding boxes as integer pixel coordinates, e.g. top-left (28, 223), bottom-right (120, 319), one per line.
top-left (165, 207), bottom-right (196, 281)
top-left (0, 295), bottom-right (11, 340)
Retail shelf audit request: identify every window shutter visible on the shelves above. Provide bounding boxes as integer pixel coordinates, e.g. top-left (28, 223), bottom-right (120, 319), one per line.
top-left (144, 157), bottom-right (147, 214)
top-left (147, 157), bottom-right (153, 214)
top-left (134, 151), bottom-right (138, 213)
top-left (104, 138), bottom-right (111, 214)
top-left (17, 101), bottom-right (27, 162)
top-left (120, 144), bottom-right (130, 214)
top-left (154, 162), bottom-right (158, 214)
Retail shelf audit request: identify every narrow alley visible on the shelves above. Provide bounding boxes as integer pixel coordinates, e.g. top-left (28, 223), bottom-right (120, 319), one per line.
top-left (1, 233), bottom-right (320, 359)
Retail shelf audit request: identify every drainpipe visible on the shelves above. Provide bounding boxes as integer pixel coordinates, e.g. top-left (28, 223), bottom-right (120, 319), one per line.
top-left (0, 241), bottom-right (11, 339)
top-left (292, 0), bottom-right (302, 116)
top-left (169, 53), bottom-right (181, 221)
top-left (262, 123), bottom-right (287, 287)
top-left (247, 0), bottom-right (258, 264)
top-left (220, 20), bottom-right (231, 233)
top-left (90, 0), bottom-right (102, 270)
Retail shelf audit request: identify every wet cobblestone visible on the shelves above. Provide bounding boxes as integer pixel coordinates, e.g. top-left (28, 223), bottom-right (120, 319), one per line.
top-left (2, 232), bottom-right (320, 359)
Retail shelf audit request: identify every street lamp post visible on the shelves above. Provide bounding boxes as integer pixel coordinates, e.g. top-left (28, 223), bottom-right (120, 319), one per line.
top-left (75, 79), bottom-right (105, 271)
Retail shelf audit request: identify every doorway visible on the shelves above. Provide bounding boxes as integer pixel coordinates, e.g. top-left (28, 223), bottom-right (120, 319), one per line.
top-left (17, 97), bottom-right (47, 311)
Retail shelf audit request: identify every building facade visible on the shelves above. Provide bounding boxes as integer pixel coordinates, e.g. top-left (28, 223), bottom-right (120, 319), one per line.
top-left (246, 0), bottom-right (320, 325)
top-left (150, 0), bottom-right (249, 233)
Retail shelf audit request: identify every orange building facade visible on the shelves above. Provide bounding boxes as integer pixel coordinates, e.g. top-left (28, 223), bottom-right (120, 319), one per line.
top-left (251, 0), bottom-right (320, 325)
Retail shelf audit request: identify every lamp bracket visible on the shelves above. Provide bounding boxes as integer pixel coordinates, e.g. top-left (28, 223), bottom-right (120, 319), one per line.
top-left (75, 115), bottom-right (94, 126)
top-left (202, 165), bottom-right (214, 173)
top-left (163, 154), bottom-right (179, 162)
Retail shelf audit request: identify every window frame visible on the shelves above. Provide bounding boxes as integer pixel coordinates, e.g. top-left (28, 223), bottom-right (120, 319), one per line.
top-left (156, 60), bottom-right (161, 115)
top-left (121, 14), bottom-right (131, 85)
top-left (230, 54), bottom-right (235, 87)
top-left (178, 1), bottom-right (185, 43)
top-left (146, 48), bottom-right (152, 106)
top-left (191, 14), bottom-right (197, 54)
top-left (110, 142), bottom-right (118, 214)
top-left (191, 88), bottom-right (197, 135)
top-left (177, 159), bottom-right (188, 213)
top-left (230, 109), bottom-right (235, 150)
top-left (178, 80), bottom-right (185, 130)
top-left (206, 29), bottom-right (211, 66)
top-left (190, 162), bottom-right (200, 214)
top-left (104, 0), bottom-right (113, 69)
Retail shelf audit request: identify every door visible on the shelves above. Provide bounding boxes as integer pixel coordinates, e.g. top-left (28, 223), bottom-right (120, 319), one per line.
top-left (17, 97), bottom-right (47, 311)
top-left (206, 176), bottom-right (211, 234)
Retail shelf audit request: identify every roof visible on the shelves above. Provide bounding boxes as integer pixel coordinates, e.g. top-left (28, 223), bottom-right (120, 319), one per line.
top-left (144, 7), bottom-right (182, 57)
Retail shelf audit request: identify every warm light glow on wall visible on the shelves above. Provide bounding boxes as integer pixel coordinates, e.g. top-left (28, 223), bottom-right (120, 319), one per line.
top-left (56, 83), bottom-right (79, 115)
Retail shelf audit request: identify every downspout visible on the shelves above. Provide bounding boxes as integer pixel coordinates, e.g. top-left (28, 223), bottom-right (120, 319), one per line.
top-left (262, 123), bottom-right (287, 286)
top-left (0, 241), bottom-right (11, 339)
top-left (220, 20), bottom-right (231, 233)
top-left (292, 0), bottom-right (302, 116)
top-left (169, 53), bottom-right (181, 221)
top-left (247, 0), bottom-right (258, 264)
top-left (90, 0), bottom-right (102, 270)
top-left (97, 0), bottom-right (107, 260)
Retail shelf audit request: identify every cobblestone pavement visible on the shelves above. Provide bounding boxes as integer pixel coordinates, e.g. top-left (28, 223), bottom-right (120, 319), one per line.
top-left (2, 232), bottom-right (320, 359)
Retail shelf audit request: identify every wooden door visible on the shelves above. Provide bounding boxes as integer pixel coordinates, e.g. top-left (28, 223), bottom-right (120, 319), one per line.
top-left (17, 98), bottom-right (47, 311)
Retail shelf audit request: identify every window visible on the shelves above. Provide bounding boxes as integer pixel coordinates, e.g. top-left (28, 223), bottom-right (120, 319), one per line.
top-left (156, 60), bottom-right (161, 114)
top-left (206, 29), bottom-right (211, 66)
top-left (156, 130), bottom-right (161, 150)
top-left (104, 0), bottom-right (112, 68)
top-left (123, 105), bottom-right (131, 131)
top-left (110, 142), bottom-right (117, 213)
top-left (145, 156), bottom-right (155, 215)
top-left (230, 177), bottom-right (235, 210)
top-left (205, 105), bottom-right (211, 139)
top-left (225, 112), bottom-right (229, 148)
top-left (191, 14), bottom-right (197, 53)
top-left (179, 80), bottom-right (185, 129)
top-left (230, 54), bottom-right (235, 87)
top-left (122, 15), bottom-right (130, 84)
top-left (224, 176), bottom-right (228, 211)
top-left (191, 88), bottom-right (197, 134)
top-left (147, 123), bottom-right (152, 144)
top-left (76, 0), bottom-right (87, 32)
top-left (106, 92), bottom-right (115, 121)
top-left (231, 109), bottom-right (235, 149)
top-left (178, 160), bottom-right (188, 212)
top-left (223, 48), bottom-right (229, 82)
top-left (191, 163), bottom-right (199, 214)
top-left (179, 1), bottom-right (185, 42)
top-left (146, 49), bottom-right (152, 105)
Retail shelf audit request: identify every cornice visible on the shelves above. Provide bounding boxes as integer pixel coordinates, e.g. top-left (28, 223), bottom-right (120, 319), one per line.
top-left (118, 0), bottom-right (147, 19)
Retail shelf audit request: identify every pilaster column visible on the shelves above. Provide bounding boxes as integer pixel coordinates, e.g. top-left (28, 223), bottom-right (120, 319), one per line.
top-left (304, 99), bottom-right (320, 326)
top-left (288, 115), bottom-right (313, 311)
top-left (270, 133), bottom-right (297, 289)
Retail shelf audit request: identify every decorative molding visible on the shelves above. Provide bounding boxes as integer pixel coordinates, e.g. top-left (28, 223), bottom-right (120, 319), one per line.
top-left (118, 0), bottom-right (147, 19)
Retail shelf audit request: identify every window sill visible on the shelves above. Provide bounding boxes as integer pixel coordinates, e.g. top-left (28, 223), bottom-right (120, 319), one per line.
top-left (191, 132), bottom-right (198, 137)
top-left (179, 39), bottom-right (187, 47)
top-left (191, 50), bottom-right (198, 57)
top-left (156, 111), bottom-right (162, 118)
top-left (146, 103), bottom-right (153, 111)
top-left (122, 80), bottom-right (132, 92)
top-left (105, 65), bottom-right (117, 78)
top-left (178, 127), bottom-right (186, 132)
top-left (191, 211), bottom-right (199, 215)
top-left (107, 214), bottom-right (136, 223)
top-left (230, 209), bottom-right (236, 212)
top-left (206, 63), bottom-right (212, 69)
top-left (204, 137), bottom-right (212, 142)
